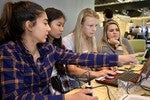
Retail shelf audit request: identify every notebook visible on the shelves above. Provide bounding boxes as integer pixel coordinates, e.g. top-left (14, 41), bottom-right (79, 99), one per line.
top-left (95, 64), bottom-right (144, 87)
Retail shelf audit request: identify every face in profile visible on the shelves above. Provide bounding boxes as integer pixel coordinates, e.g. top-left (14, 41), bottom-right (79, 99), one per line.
top-left (81, 16), bottom-right (98, 38)
top-left (29, 12), bottom-right (50, 43)
top-left (48, 17), bottom-right (65, 39)
top-left (106, 24), bottom-right (120, 40)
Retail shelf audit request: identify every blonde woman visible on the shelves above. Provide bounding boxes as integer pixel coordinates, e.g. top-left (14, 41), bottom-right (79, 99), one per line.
top-left (98, 20), bottom-right (134, 55)
top-left (62, 8), bottom-right (116, 88)
top-left (98, 20), bottom-right (143, 64)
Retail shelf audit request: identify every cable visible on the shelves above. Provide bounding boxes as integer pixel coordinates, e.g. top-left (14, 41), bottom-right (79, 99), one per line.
top-left (92, 84), bottom-right (106, 89)
top-left (104, 85), bottom-right (111, 100)
top-left (121, 94), bottom-right (129, 100)
top-left (71, 70), bottom-right (91, 89)
top-left (139, 77), bottom-right (150, 91)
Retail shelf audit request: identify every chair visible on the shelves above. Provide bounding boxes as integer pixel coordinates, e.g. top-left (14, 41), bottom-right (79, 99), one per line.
top-left (128, 39), bottom-right (146, 53)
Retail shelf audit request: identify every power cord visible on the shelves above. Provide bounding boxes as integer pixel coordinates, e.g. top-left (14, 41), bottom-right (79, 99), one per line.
top-left (72, 71), bottom-right (115, 99)
top-left (71, 70), bottom-right (91, 89)
top-left (139, 77), bottom-right (150, 91)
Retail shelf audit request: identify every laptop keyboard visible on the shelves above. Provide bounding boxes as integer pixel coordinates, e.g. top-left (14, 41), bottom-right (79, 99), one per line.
top-left (111, 72), bottom-right (139, 85)
top-left (95, 72), bottom-right (140, 87)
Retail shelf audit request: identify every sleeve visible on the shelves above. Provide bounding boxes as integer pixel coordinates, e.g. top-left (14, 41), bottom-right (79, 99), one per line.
top-left (122, 38), bottom-right (134, 54)
top-left (51, 45), bottom-right (118, 67)
top-left (101, 44), bottom-right (122, 54)
top-left (0, 47), bottom-right (63, 100)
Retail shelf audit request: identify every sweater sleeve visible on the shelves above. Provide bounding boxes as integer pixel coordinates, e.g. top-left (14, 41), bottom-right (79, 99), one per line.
top-left (122, 38), bottom-right (134, 54)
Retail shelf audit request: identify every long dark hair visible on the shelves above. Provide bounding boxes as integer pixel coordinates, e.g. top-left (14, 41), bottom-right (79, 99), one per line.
top-left (0, 1), bottom-right (44, 45)
top-left (45, 8), bottom-right (66, 75)
top-left (45, 7), bottom-right (66, 47)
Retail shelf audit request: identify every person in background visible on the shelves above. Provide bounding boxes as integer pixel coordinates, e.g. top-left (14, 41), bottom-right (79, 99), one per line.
top-left (45, 8), bottom-right (71, 94)
top-left (103, 8), bottom-right (113, 26)
top-left (124, 31), bottom-right (133, 40)
top-left (98, 20), bottom-right (143, 65)
top-left (0, 1), bottom-right (136, 100)
top-left (132, 26), bottom-right (147, 40)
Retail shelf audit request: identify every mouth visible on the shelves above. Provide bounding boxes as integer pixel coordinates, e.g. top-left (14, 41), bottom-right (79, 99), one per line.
top-left (90, 33), bottom-right (95, 35)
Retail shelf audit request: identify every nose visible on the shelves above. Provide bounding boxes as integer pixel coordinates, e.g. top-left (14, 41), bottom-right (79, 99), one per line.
top-left (60, 26), bottom-right (64, 32)
top-left (114, 30), bottom-right (118, 34)
top-left (93, 26), bottom-right (97, 32)
top-left (47, 25), bottom-right (51, 32)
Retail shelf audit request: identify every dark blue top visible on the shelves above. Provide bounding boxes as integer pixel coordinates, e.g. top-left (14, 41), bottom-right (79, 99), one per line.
top-left (0, 41), bottom-right (118, 100)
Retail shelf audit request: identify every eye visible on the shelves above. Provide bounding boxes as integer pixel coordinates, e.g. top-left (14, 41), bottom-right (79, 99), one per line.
top-left (57, 23), bottom-right (64, 27)
top-left (44, 22), bottom-right (48, 25)
top-left (57, 23), bottom-right (61, 26)
top-left (44, 20), bottom-right (48, 25)
top-left (109, 29), bottom-right (114, 32)
top-left (116, 29), bottom-right (119, 31)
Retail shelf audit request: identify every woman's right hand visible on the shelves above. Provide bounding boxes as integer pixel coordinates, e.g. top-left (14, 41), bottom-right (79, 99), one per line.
top-left (90, 69), bottom-right (116, 78)
top-left (118, 54), bottom-right (138, 65)
top-left (108, 38), bottom-right (120, 45)
top-left (65, 89), bottom-right (98, 100)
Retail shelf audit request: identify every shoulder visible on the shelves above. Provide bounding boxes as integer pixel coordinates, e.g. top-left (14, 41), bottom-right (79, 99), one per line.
top-left (101, 44), bottom-right (111, 51)
top-left (38, 42), bottom-right (56, 52)
top-left (122, 37), bottom-right (130, 44)
top-left (63, 33), bottom-right (74, 41)
top-left (62, 33), bottom-right (74, 45)
top-left (62, 33), bottom-right (74, 51)
top-left (0, 41), bottom-right (16, 53)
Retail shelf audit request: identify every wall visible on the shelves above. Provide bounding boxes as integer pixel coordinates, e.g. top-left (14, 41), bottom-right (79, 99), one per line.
top-left (0, 0), bottom-right (94, 36)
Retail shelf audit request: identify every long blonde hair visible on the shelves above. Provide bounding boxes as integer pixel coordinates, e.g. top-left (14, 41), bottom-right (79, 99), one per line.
top-left (73, 8), bottom-right (99, 53)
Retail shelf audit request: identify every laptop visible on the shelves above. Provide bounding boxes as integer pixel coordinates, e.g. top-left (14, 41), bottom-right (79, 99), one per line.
top-left (95, 64), bottom-right (144, 87)
top-left (95, 52), bottom-right (150, 87)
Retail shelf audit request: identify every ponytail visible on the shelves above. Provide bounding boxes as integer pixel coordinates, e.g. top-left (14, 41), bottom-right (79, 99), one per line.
top-left (0, 2), bottom-right (13, 45)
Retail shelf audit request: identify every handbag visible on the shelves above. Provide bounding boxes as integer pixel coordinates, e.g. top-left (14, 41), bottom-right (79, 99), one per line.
top-left (51, 63), bottom-right (71, 93)
top-left (51, 74), bottom-right (70, 93)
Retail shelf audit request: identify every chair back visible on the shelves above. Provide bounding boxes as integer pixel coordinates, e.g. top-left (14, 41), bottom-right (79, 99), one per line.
top-left (128, 39), bottom-right (146, 53)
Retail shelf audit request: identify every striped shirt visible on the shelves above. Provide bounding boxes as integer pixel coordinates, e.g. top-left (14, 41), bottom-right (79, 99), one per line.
top-left (0, 41), bottom-right (118, 100)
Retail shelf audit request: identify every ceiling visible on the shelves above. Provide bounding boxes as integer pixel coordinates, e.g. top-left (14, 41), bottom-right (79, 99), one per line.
top-left (95, 0), bottom-right (150, 17)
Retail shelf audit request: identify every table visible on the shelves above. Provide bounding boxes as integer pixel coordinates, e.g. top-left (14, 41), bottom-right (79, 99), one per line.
top-left (66, 64), bottom-right (150, 100)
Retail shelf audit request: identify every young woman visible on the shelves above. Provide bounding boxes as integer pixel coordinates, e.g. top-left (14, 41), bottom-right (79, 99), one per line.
top-left (98, 20), bottom-right (134, 54)
top-left (98, 20), bottom-right (143, 65)
top-left (0, 1), bottom-right (137, 100)
top-left (45, 8), bottom-right (71, 94)
top-left (62, 8), bottom-right (133, 88)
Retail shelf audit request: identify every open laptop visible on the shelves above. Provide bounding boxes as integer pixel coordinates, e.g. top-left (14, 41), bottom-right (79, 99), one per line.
top-left (95, 49), bottom-right (150, 87)
top-left (95, 65), bottom-right (144, 87)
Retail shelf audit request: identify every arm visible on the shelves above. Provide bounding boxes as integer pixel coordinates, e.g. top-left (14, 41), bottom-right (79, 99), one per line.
top-left (122, 38), bottom-right (134, 54)
top-left (101, 45), bottom-right (123, 55)
top-left (53, 46), bottom-right (118, 67)
top-left (67, 65), bottom-right (116, 78)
